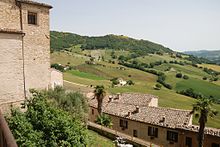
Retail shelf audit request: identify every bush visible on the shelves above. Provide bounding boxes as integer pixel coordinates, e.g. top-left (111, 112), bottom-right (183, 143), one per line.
top-left (183, 75), bottom-right (189, 80)
top-left (96, 114), bottom-right (112, 127)
top-left (51, 63), bottom-right (64, 72)
top-left (154, 84), bottom-right (162, 90)
top-left (203, 77), bottom-right (207, 80)
top-left (127, 80), bottom-right (134, 85)
top-left (176, 73), bottom-right (183, 78)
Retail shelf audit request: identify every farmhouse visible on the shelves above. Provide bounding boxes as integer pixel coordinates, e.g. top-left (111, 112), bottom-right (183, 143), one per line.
top-left (88, 93), bottom-right (220, 147)
top-left (0, 0), bottom-right (62, 110)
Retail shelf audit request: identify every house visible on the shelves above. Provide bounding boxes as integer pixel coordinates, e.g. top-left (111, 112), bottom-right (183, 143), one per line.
top-left (87, 93), bottom-right (220, 147)
top-left (118, 78), bottom-right (127, 86)
top-left (0, 0), bottom-right (62, 110)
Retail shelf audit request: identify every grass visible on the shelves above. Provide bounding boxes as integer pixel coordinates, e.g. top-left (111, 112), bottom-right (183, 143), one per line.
top-left (199, 64), bottom-right (220, 72)
top-left (88, 130), bottom-right (114, 147)
top-left (68, 70), bottom-right (105, 80)
top-left (176, 78), bottom-right (220, 100)
top-left (134, 54), bottom-right (189, 64)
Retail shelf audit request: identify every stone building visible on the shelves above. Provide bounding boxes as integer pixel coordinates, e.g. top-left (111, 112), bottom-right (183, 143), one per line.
top-left (88, 93), bottom-right (220, 147)
top-left (0, 0), bottom-right (62, 108)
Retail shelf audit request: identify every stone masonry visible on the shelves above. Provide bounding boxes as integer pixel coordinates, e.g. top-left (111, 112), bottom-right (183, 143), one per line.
top-left (0, 0), bottom-right (54, 106)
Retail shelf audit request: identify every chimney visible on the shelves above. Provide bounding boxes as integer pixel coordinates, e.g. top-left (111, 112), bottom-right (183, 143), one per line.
top-left (159, 116), bottom-right (165, 123)
top-left (108, 96), bottom-right (113, 103)
top-left (116, 93), bottom-right (121, 100)
top-left (136, 106), bottom-right (140, 113)
top-left (127, 112), bottom-right (131, 117)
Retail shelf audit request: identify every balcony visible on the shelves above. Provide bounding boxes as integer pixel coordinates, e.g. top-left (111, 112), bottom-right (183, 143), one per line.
top-left (0, 111), bottom-right (17, 147)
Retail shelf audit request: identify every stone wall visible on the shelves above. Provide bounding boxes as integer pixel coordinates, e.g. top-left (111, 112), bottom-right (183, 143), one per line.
top-left (50, 68), bottom-right (63, 89)
top-left (0, 0), bottom-right (20, 30)
top-left (0, 33), bottom-right (24, 103)
top-left (21, 3), bottom-right (51, 93)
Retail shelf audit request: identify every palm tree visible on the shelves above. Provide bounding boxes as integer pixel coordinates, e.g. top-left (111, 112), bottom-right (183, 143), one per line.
top-left (191, 97), bottom-right (218, 147)
top-left (94, 85), bottom-right (106, 115)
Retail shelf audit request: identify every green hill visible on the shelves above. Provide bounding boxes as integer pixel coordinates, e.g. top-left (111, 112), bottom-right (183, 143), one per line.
top-left (50, 31), bottom-right (172, 55)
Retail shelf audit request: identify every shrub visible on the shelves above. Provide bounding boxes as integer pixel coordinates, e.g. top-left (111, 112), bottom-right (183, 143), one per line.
top-left (203, 77), bottom-right (207, 80)
top-left (177, 88), bottom-right (203, 99)
top-left (154, 84), bottom-right (162, 90)
top-left (51, 63), bottom-right (64, 72)
top-left (183, 75), bottom-right (189, 80)
top-left (127, 80), bottom-right (134, 85)
top-left (96, 114), bottom-right (112, 127)
top-left (176, 73), bottom-right (183, 78)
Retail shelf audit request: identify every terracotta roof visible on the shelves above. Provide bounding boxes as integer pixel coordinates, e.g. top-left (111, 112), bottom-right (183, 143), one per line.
top-left (88, 93), bottom-right (157, 108)
top-left (177, 125), bottom-right (220, 137)
top-left (16, 0), bottom-right (52, 8)
top-left (0, 28), bottom-right (24, 34)
top-left (87, 93), bottom-right (191, 129)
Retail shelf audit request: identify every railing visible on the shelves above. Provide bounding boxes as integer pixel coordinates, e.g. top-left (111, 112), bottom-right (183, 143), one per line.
top-left (0, 111), bottom-right (17, 147)
top-left (88, 121), bottom-right (162, 147)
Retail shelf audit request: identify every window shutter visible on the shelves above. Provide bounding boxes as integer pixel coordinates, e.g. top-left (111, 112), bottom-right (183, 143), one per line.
top-left (148, 127), bottom-right (151, 136)
top-left (120, 119), bottom-right (123, 127)
top-left (155, 128), bottom-right (158, 137)
top-left (125, 121), bottom-right (128, 128)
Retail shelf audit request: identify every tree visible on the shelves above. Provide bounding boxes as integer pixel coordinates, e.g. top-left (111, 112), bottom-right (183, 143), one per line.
top-left (183, 75), bottom-right (189, 80)
top-left (94, 85), bottom-right (106, 115)
top-left (176, 73), bottom-right (183, 78)
top-left (191, 97), bottom-right (218, 147)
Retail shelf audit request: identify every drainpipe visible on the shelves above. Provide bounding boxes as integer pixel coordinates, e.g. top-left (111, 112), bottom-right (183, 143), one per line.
top-left (16, 0), bottom-right (27, 98)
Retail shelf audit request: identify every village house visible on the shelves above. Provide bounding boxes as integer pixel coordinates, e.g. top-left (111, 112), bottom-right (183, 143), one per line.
top-left (0, 0), bottom-right (63, 111)
top-left (88, 93), bottom-right (220, 147)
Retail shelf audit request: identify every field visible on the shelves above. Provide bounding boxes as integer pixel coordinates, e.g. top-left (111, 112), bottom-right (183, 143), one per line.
top-left (51, 51), bottom-right (220, 128)
top-left (88, 130), bottom-right (114, 147)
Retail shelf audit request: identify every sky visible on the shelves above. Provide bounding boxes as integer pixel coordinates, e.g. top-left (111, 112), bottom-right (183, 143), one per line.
top-left (38, 0), bottom-right (220, 52)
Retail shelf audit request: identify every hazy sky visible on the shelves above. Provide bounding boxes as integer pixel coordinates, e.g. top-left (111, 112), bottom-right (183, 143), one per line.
top-left (38, 0), bottom-right (220, 51)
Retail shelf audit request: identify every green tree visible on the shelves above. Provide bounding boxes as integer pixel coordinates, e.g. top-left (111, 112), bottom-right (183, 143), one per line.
top-left (94, 85), bottom-right (106, 115)
top-left (191, 97), bottom-right (218, 147)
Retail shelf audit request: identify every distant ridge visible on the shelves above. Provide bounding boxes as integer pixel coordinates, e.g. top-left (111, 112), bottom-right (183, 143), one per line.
top-left (185, 50), bottom-right (220, 64)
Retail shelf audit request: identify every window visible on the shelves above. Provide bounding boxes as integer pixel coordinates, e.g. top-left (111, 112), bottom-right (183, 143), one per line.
top-left (133, 130), bottom-right (138, 137)
top-left (185, 137), bottom-right (192, 147)
top-left (212, 143), bottom-right (220, 147)
top-left (119, 119), bottom-right (128, 129)
top-left (148, 126), bottom-right (158, 138)
top-left (92, 109), bottom-right (94, 115)
top-left (28, 12), bottom-right (37, 25)
top-left (167, 131), bottom-right (178, 142)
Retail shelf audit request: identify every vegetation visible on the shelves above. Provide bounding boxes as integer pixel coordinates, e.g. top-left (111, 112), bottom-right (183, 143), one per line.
top-left (7, 89), bottom-right (89, 146)
top-left (51, 63), bottom-right (65, 72)
top-left (96, 114), bottom-right (112, 127)
top-left (191, 97), bottom-right (218, 147)
top-left (177, 88), bottom-right (203, 99)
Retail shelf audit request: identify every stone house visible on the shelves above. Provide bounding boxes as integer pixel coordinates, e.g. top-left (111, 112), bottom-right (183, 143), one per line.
top-left (0, 0), bottom-right (62, 109)
top-left (87, 93), bottom-right (220, 147)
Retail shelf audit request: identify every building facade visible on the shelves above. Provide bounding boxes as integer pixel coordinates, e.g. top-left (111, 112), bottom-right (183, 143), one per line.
top-left (0, 0), bottom-right (61, 106)
top-left (88, 93), bottom-right (220, 147)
